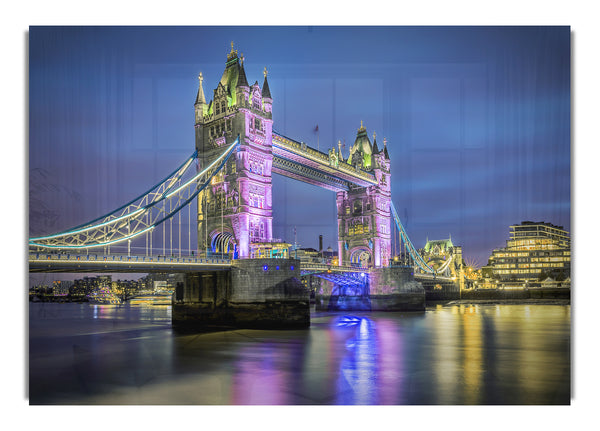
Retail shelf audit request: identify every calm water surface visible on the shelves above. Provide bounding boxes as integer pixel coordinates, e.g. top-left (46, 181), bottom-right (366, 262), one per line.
top-left (28, 302), bottom-right (570, 405)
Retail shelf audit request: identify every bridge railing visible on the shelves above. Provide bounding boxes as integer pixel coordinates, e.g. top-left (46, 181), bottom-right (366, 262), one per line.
top-left (300, 263), bottom-right (366, 273)
top-left (415, 273), bottom-right (455, 282)
top-left (29, 253), bottom-right (231, 266)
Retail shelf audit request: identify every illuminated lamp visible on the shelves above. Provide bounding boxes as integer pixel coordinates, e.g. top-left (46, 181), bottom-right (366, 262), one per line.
top-left (276, 265), bottom-right (280, 270)
top-left (290, 265), bottom-right (294, 270)
top-left (263, 265), bottom-right (268, 271)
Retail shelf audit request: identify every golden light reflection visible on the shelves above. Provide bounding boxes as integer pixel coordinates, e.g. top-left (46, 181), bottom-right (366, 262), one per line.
top-left (432, 306), bottom-right (461, 404)
top-left (462, 305), bottom-right (483, 404)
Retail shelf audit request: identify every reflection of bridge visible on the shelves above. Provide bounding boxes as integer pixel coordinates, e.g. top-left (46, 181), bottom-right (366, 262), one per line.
top-left (29, 44), bottom-right (464, 326)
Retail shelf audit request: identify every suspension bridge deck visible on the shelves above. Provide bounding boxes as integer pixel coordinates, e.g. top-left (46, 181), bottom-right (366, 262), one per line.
top-left (28, 252), bottom-right (232, 273)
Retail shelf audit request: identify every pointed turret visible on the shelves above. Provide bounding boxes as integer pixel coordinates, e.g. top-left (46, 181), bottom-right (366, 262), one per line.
top-left (261, 67), bottom-right (272, 113)
top-left (337, 140), bottom-right (344, 162)
top-left (194, 72), bottom-right (207, 124)
top-left (372, 131), bottom-right (379, 154)
top-left (235, 53), bottom-right (250, 107)
top-left (262, 67), bottom-right (272, 99)
top-left (195, 72), bottom-right (206, 105)
top-left (383, 137), bottom-right (390, 159)
top-left (237, 53), bottom-right (249, 88)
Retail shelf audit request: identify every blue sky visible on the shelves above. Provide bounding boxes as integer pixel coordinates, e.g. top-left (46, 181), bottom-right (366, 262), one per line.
top-left (28, 26), bottom-right (571, 266)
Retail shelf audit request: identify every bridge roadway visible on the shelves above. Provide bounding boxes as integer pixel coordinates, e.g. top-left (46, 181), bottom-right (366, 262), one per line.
top-left (28, 252), bottom-right (365, 274)
top-left (28, 252), bottom-right (457, 291)
top-left (28, 252), bottom-right (231, 273)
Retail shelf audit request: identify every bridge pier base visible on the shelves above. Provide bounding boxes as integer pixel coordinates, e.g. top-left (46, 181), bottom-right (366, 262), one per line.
top-left (315, 266), bottom-right (425, 312)
top-left (172, 258), bottom-right (309, 331)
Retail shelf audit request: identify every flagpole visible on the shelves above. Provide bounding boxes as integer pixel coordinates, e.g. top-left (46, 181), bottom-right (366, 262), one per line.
top-left (315, 124), bottom-right (319, 152)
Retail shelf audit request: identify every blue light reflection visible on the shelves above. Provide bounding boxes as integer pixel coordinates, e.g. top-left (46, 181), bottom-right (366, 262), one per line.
top-left (334, 315), bottom-right (379, 405)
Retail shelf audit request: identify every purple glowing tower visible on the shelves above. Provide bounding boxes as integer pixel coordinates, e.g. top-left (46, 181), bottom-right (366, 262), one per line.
top-left (194, 43), bottom-right (274, 258)
top-left (337, 123), bottom-right (392, 268)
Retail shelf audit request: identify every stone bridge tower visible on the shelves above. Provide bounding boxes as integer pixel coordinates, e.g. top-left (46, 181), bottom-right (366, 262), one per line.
top-left (337, 123), bottom-right (392, 268)
top-left (194, 43), bottom-right (274, 259)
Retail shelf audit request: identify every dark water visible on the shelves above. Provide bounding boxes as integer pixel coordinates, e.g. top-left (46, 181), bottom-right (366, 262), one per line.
top-left (28, 302), bottom-right (570, 405)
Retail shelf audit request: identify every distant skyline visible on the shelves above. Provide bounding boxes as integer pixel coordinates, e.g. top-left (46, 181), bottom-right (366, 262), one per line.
top-left (29, 26), bottom-right (571, 267)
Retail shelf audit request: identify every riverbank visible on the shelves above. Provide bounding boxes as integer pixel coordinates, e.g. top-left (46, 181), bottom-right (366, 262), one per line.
top-left (434, 298), bottom-right (571, 306)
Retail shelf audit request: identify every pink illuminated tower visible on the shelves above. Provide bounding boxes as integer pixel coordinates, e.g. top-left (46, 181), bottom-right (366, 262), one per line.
top-left (194, 43), bottom-right (273, 258)
top-left (337, 123), bottom-right (392, 268)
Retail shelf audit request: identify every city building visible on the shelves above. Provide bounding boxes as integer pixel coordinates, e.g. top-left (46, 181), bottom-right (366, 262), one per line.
top-left (480, 221), bottom-right (571, 287)
top-left (52, 280), bottom-right (72, 296)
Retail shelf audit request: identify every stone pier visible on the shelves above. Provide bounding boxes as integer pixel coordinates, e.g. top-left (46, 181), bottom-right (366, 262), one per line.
top-left (315, 266), bottom-right (425, 312)
top-left (172, 258), bottom-right (309, 330)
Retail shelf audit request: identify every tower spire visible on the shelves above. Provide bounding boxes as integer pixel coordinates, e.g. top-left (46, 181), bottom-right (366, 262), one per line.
top-left (383, 137), bottom-right (390, 159)
top-left (262, 66), bottom-right (272, 99)
top-left (195, 72), bottom-right (206, 105)
top-left (372, 131), bottom-right (379, 154)
top-left (237, 54), bottom-right (249, 88)
top-left (227, 41), bottom-right (238, 61)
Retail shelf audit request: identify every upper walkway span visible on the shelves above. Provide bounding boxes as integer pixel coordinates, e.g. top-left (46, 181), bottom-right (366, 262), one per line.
top-left (272, 132), bottom-right (377, 191)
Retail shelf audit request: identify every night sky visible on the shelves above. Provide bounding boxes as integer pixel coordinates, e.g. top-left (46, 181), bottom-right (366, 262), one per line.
top-left (28, 26), bottom-right (571, 267)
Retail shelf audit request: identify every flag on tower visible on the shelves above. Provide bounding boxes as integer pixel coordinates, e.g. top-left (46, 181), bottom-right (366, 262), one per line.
top-left (314, 124), bottom-right (319, 133)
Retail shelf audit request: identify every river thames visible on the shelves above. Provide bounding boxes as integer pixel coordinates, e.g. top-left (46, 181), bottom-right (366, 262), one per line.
top-left (28, 301), bottom-right (570, 405)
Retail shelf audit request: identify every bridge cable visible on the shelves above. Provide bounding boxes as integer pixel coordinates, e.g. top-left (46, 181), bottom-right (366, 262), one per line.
top-left (29, 137), bottom-right (240, 250)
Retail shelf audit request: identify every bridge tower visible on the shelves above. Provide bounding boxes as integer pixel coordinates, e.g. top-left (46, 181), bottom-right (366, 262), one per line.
top-left (336, 124), bottom-right (392, 268)
top-left (194, 43), bottom-right (274, 259)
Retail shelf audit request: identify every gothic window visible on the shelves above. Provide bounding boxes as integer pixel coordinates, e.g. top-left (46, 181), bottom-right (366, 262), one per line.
top-left (345, 207), bottom-right (350, 215)
top-left (221, 101), bottom-right (226, 113)
top-left (255, 118), bottom-right (261, 130)
top-left (353, 201), bottom-right (362, 215)
top-left (354, 222), bottom-right (364, 235)
top-left (249, 220), bottom-right (262, 241)
top-left (249, 192), bottom-right (265, 209)
top-left (215, 103), bottom-right (221, 115)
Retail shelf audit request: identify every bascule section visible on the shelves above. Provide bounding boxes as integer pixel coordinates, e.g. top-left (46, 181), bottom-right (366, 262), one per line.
top-left (194, 43), bottom-right (278, 260)
top-left (336, 124), bottom-right (392, 268)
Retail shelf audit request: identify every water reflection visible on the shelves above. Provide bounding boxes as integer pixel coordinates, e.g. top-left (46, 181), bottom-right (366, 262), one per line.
top-left (29, 303), bottom-right (571, 405)
top-left (232, 343), bottom-right (288, 404)
top-left (462, 305), bottom-right (483, 404)
top-left (335, 316), bottom-right (378, 404)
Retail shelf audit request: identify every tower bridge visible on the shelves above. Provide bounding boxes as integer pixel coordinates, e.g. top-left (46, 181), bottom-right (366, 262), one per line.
top-left (29, 43), bottom-right (465, 328)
